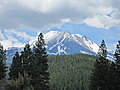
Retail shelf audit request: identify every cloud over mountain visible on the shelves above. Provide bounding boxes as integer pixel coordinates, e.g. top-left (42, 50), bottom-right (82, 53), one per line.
top-left (0, 30), bottom-right (35, 49)
top-left (0, 0), bottom-right (119, 30)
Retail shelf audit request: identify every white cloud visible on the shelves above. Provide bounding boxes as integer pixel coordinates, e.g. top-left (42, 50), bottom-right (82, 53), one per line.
top-left (0, 32), bottom-right (5, 40)
top-left (61, 19), bottom-right (71, 23)
top-left (84, 16), bottom-right (104, 28)
top-left (0, 39), bottom-right (24, 49)
top-left (10, 30), bottom-right (35, 41)
top-left (0, 30), bottom-right (36, 49)
top-left (96, 7), bottom-right (113, 15)
top-left (84, 14), bottom-right (120, 29)
top-left (99, 15), bottom-right (120, 29)
top-left (0, 0), bottom-right (119, 30)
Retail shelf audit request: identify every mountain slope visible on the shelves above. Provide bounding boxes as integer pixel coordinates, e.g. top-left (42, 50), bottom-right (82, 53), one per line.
top-left (30, 31), bottom-right (99, 55)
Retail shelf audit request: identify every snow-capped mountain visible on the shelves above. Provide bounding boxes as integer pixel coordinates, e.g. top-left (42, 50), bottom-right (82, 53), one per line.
top-left (0, 30), bottom-right (114, 64)
top-left (30, 31), bottom-right (99, 55)
top-left (0, 30), bottom-right (100, 62)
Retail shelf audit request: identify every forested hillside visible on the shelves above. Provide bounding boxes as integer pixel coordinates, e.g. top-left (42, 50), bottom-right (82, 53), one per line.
top-left (48, 54), bottom-right (96, 90)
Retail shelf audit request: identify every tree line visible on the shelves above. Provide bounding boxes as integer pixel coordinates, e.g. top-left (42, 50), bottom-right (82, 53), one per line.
top-left (0, 33), bottom-right (49, 90)
top-left (90, 40), bottom-right (120, 90)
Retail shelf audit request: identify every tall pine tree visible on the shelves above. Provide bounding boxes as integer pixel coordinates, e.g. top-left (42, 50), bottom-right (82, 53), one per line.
top-left (9, 52), bottom-right (22, 80)
top-left (107, 61), bottom-right (117, 90)
top-left (9, 44), bottom-right (35, 90)
top-left (20, 43), bottom-right (33, 76)
top-left (114, 41), bottom-right (120, 89)
top-left (32, 33), bottom-right (49, 90)
top-left (0, 44), bottom-right (7, 80)
top-left (90, 40), bottom-right (110, 90)
top-left (114, 41), bottom-right (120, 64)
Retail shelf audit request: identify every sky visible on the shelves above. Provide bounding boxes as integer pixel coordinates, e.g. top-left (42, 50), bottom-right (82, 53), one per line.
top-left (0, 0), bottom-right (120, 51)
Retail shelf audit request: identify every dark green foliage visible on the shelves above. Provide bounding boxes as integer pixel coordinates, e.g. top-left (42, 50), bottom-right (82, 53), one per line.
top-left (0, 44), bottom-right (7, 80)
top-left (113, 41), bottom-right (120, 89)
top-left (5, 72), bottom-right (34, 90)
top-left (9, 33), bottom-right (49, 90)
top-left (20, 43), bottom-right (33, 76)
top-left (98, 40), bottom-right (107, 58)
top-left (90, 57), bottom-right (110, 90)
top-left (114, 41), bottom-right (120, 64)
top-left (9, 44), bottom-right (35, 90)
top-left (9, 52), bottom-right (22, 80)
top-left (107, 62), bottom-right (117, 90)
top-left (48, 54), bottom-right (96, 90)
top-left (90, 40), bottom-right (110, 90)
top-left (32, 33), bottom-right (49, 90)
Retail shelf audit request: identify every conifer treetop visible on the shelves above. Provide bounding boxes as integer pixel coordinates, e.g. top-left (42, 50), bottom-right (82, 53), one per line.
top-left (114, 41), bottom-right (120, 64)
top-left (98, 40), bottom-right (107, 58)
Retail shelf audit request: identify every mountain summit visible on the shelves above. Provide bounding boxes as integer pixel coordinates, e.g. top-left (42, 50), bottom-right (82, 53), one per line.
top-left (45, 31), bottom-right (99, 55)
top-left (30, 31), bottom-right (99, 55)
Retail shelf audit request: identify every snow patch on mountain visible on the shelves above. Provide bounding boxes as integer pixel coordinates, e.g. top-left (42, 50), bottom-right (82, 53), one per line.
top-left (43, 31), bottom-right (99, 55)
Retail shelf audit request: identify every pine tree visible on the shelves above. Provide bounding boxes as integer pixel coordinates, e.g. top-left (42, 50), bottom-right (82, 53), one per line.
top-left (32, 33), bottom-right (49, 90)
top-left (22, 72), bottom-right (34, 90)
top-left (20, 43), bottom-right (33, 76)
top-left (6, 72), bottom-right (34, 90)
top-left (98, 40), bottom-right (107, 58)
top-left (9, 52), bottom-right (22, 80)
top-left (114, 41), bottom-right (120, 64)
top-left (107, 62), bottom-right (117, 90)
top-left (114, 41), bottom-right (120, 89)
top-left (9, 44), bottom-right (35, 89)
top-left (0, 44), bottom-right (7, 80)
top-left (90, 40), bottom-right (110, 90)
